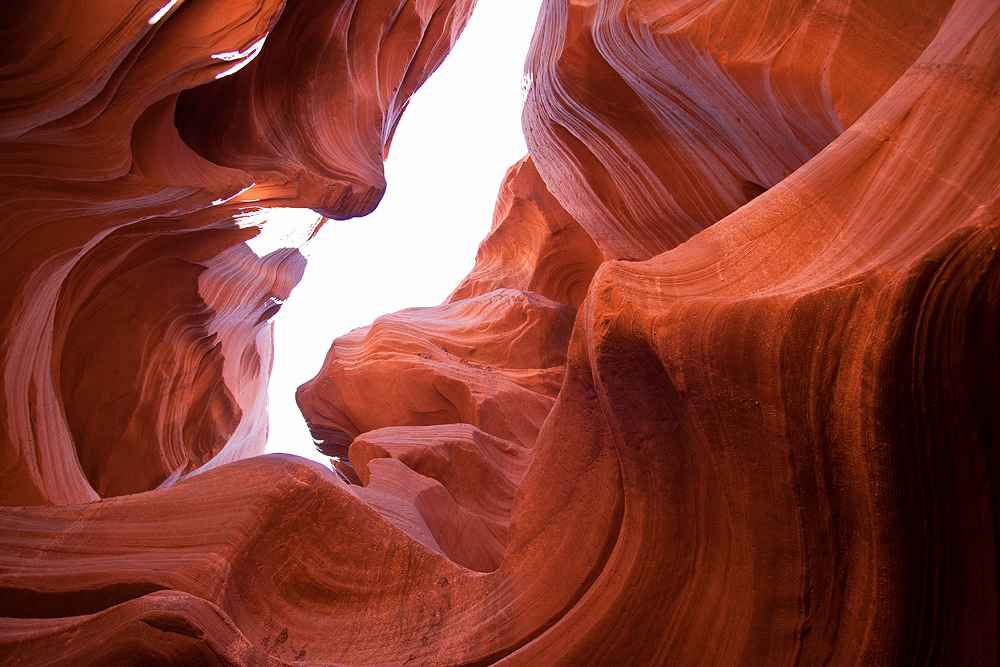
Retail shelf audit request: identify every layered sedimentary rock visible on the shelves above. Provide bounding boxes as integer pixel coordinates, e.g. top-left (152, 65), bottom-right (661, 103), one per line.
top-left (2, 0), bottom-right (999, 665)
top-left (449, 155), bottom-right (605, 309)
top-left (0, 0), bottom-right (476, 505)
top-left (298, 288), bottom-right (575, 453)
top-left (174, 0), bottom-right (477, 217)
top-left (347, 424), bottom-right (531, 571)
top-left (296, 151), bottom-right (602, 572)
top-left (523, 0), bottom-right (953, 260)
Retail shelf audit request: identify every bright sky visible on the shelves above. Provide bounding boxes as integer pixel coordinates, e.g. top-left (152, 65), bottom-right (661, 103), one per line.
top-left (259, 0), bottom-right (543, 464)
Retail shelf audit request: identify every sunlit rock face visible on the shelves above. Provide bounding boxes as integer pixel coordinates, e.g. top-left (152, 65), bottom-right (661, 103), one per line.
top-left (449, 155), bottom-right (606, 309)
top-left (2, 0), bottom-right (999, 666)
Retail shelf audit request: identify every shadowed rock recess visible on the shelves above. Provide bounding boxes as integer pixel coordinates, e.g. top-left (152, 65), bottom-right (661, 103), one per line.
top-left (0, 0), bottom-right (997, 664)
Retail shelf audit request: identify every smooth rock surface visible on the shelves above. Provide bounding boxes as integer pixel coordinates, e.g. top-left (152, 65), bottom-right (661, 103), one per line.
top-left (0, 0), bottom-right (475, 505)
top-left (449, 155), bottom-right (606, 309)
top-left (297, 287), bottom-right (576, 454)
top-left (2, 0), bottom-right (998, 665)
top-left (522, 0), bottom-right (952, 260)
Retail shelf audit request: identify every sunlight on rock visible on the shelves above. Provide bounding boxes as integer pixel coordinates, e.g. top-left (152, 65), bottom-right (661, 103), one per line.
top-left (236, 208), bottom-right (324, 259)
top-left (212, 36), bottom-right (268, 79)
top-left (148, 0), bottom-right (180, 25)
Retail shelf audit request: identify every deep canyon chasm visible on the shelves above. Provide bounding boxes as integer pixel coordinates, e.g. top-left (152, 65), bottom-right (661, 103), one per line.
top-left (1, 0), bottom-right (998, 665)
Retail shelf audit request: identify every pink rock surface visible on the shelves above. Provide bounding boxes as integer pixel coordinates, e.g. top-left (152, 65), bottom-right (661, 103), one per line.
top-left (349, 424), bottom-right (531, 572)
top-left (449, 155), bottom-right (606, 309)
top-left (522, 0), bottom-right (951, 260)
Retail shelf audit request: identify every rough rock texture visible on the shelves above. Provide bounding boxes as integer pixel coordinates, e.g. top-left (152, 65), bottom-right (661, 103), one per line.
top-left (2, 0), bottom-right (999, 665)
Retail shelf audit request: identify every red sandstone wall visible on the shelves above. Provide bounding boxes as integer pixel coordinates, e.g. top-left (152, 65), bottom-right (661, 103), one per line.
top-left (0, 0), bottom-right (475, 505)
top-left (2, 0), bottom-right (997, 665)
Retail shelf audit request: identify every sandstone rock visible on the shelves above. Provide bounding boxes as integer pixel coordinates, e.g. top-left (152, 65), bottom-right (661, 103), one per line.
top-left (296, 288), bottom-right (576, 454)
top-left (175, 0), bottom-right (478, 219)
top-left (449, 155), bottom-right (605, 309)
top-left (522, 0), bottom-right (952, 260)
top-left (0, 0), bottom-right (476, 505)
top-left (348, 424), bottom-right (531, 572)
top-left (2, 0), bottom-right (998, 665)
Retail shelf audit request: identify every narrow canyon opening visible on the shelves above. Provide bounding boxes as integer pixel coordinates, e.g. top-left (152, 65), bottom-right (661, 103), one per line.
top-left (3, 0), bottom-right (997, 663)
top-left (260, 0), bottom-right (543, 466)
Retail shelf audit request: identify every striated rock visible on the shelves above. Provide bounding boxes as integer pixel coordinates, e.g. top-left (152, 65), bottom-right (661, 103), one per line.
top-left (297, 288), bottom-right (576, 453)
top-left (348, 424), bottom-right (531, 571)
top-left (297, 152), bottom-right (596, 572)
top-left (449, 155), bottom-right (605, 309)
top-left (59, 231), bottom-right (305, 498)
top-left (2, 0), bottom-right (999, 665)
top-left (0, 0), bottom-right (476, 505)
top-left (522, 0), bottom-right (952, 260)
top-left (175, 0), bottom-right (478, 218)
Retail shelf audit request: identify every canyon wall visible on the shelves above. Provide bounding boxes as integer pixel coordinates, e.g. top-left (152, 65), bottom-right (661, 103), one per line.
top-left (2, 0), bottom-right (998, 665)
top-left (0, 0), bottom-right (475, 504)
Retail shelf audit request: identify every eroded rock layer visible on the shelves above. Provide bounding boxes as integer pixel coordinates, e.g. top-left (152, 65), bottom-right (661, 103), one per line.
top-left (522, 0), bottom-right (952, 260)
top-left (448, 155), bottom-right (606, 309)
top-left (2, 0), bottom-right (998, 665)
top-left (297, 288), bottom-right (576, 453)
top-left (0, 0), bottom-right (476, 505)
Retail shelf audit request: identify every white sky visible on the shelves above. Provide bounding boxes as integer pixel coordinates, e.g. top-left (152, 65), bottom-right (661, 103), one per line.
top-left (259, 0), bottom-right (543, 464)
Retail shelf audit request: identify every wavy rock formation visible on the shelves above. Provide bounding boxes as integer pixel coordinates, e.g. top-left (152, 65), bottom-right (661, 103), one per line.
top-left (449, 155), bottom-right (605, 309)
top-left (0, 0), bottom-right (475, 505)
top-left (297, 152), bottom-right (598, 572)
top-left (174, 0), bottom-right (477, 217)
top-left (297, 288), bottom-right (576, 454)
top-left (348, 424), bottom-right (531, 571)
top-left (522, 0), bottom-right (953, 260)
top-left (2, 0), bottom-right (999, 665)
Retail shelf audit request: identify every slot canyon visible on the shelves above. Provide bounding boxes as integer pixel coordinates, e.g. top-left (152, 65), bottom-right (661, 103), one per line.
top-left (1, 0), bottom-right (998, 664)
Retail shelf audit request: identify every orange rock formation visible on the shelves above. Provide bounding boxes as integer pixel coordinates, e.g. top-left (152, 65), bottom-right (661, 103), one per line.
top-left (1, 0), bottom-right (997, 665)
